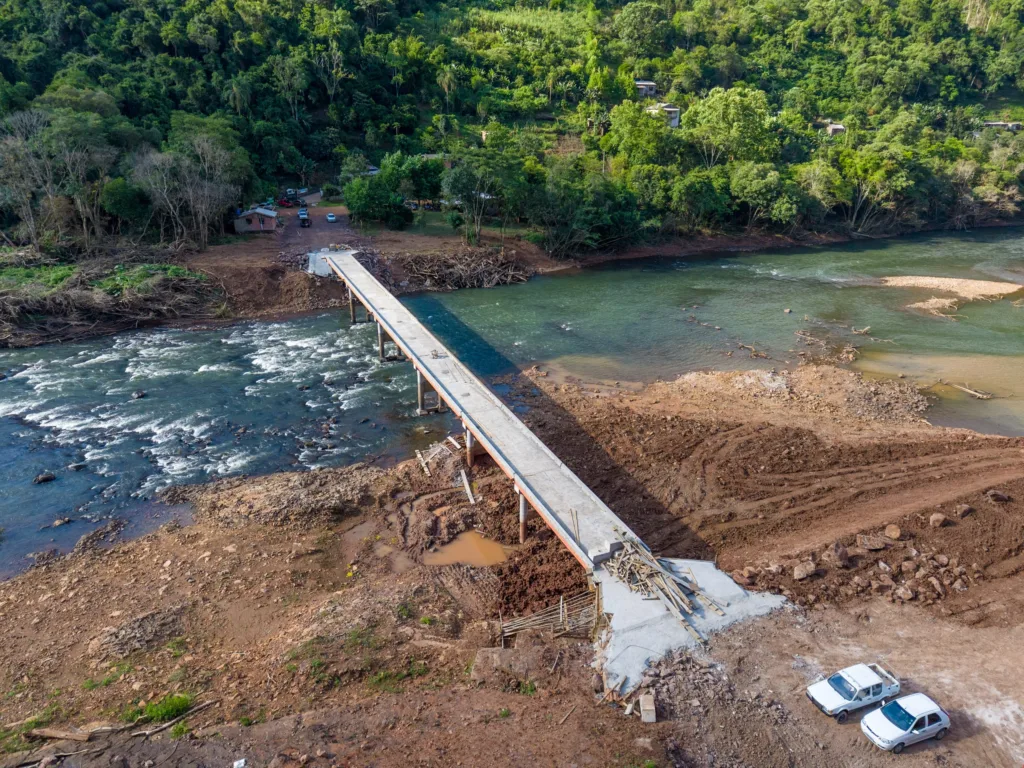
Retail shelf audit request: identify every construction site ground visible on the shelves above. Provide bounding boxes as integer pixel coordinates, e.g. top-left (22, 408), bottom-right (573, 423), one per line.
top-left (1, 365), bottom-right (1023, 767)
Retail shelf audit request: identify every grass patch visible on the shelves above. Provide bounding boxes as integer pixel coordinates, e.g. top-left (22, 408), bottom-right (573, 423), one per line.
top-left (143, 693), bottom-right (193, 722)
top-left (419, 616), bottom-right (435, 626)
top-left (499, 707), bottom-right (511, 718)
top-left (344, 626), bottom-right (380, 651)
top-left (367, 661), bottom-right (429, 693)
top-left (83, 662), bottom-right (132, 691)
top-left (0, 702), bottom-right (64, 754)
top-left (166, 637), bottom-right (188, 658)
top-left (518, 680), bottom-right (537, 696)
top-left (91, 264), bottom-right (205, 296)
top-left (169, 720), bottom-right (190, 739)
top-left (0, 265), bottom-right (77, 292)
top-left (396, 602), bottom-right (413, 620)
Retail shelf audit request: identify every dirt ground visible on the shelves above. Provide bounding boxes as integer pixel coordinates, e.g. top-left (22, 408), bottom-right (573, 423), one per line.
top-left (2, 366), bottom-right (1024, 767)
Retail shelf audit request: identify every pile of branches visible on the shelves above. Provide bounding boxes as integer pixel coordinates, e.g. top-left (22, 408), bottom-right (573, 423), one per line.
top-left (390, 248), bottom-right (532, 291)
top-left (1, 260), bottom-right (217, 348)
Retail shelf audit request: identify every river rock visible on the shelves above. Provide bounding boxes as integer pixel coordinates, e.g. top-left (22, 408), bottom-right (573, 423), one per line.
top-left (51, 517), bottom-right (72, 527)
top-left (131, 390), bottom-right (146, 399)
top-left (952, 578), bottom-right (968, 592)
top-left (884, 524), bottom-right (902, 540)
top-left (955, 504), bottom-right (974, 518)
top-left (33, 472), bottom-right (56, 484)
top-left (793, 562), bottom-right (818, 580)
top-left (900, 560), bottom-right (916, 575)
top-left (67, 462), bottom-right (86, 471)
top-left (856, 534), bottom-right (888, 551)
top-left (894, 585), bottom-right (915, 601)
top-left (986, 489), bottom-right (1011, 503)
top-left (935, 554), bottom-right (949, 567)
top-left (929, 513), bottom-right (949, 528)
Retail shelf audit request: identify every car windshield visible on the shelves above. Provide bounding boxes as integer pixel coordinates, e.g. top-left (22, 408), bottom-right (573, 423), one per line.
top-left (881, 701), bottom-right (916, 731)
top-left (827, 674), bottom-right (856, 700)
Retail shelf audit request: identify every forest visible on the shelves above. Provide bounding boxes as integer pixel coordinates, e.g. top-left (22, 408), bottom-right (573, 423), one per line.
top-left (4, 0), bottom-right (1024, 260)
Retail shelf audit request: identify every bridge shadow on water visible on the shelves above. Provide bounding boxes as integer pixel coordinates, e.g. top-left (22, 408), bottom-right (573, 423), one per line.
top-left (407, 293), bottom-right (715, 562)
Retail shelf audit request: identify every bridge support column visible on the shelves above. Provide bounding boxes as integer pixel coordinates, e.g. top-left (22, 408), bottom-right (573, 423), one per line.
top-left (464, 424), bottom-right (484, 467)
top-left (348, 285), bottom-right (356, 324)
top-left (416, 370), bottom-right (426, 415)
top-left (518, 490), bottom-right (528, 544)
top-left (416, 370), bottom-right (445, 415)
top-left (377, 322), bottom-right (386, 360)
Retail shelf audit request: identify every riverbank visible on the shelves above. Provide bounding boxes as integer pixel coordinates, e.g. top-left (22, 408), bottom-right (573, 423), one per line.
top-left (3, 366), bottom-right (1024, 766)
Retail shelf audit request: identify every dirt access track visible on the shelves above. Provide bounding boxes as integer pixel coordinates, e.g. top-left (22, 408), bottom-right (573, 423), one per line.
top-left (1, 366), bottom-right (1023, 767)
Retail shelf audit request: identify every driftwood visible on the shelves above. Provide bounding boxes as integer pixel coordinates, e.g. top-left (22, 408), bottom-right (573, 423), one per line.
top-left (390, 250), bottom-right (531, 292)
top-left (28, 728), bottom-right (92, 742)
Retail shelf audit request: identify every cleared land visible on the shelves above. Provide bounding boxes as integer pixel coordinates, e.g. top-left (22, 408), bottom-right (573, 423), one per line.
top-left (1, 364), bottom-right (1023, 766)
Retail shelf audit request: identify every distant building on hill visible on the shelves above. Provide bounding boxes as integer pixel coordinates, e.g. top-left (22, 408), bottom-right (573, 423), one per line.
top-left (646, 102), bottom-right (681, 128)
top-left (826, 123), bottom-right (847, 137)
top-left (232, 207), bottom-right (278, 234)
top-left (635, 80), bottom-right (657, 98)
top-left (983, 121), bottom-right (1022, 131)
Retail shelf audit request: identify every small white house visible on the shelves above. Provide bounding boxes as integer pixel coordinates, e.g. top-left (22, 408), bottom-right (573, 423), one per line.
top-left (826, 123), bottom-right (846, 137)
top-left (646, 103), bottom-right (680, 128)
top-left (232, 207), bottom-right (278, 234)
top-left (635, 80), bottom-right (657, 98)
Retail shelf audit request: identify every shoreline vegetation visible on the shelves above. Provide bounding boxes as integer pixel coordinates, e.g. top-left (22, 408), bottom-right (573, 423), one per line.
top-left (6, 0), bottom-right (1024, 345)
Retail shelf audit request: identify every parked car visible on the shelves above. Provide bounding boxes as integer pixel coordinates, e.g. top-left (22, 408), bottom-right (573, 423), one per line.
top-left (276, 199), bottom-right (293, 208)
top-left (298, 187), bottom-right (308, 195)
top-left (807, 663), bottom-right (900, 723)
top-left (861, 693), bottom-right (950, 754)
top-left (300, 217), bottom-right (311, 228)
top-left (326, 213), bottom-right (337, 223)
top-left (286, 188), bottom-right (296, 196)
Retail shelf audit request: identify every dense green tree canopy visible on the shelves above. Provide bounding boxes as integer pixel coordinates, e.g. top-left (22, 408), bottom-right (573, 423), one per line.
top-left (2, 0), bottom-right (1024, 254)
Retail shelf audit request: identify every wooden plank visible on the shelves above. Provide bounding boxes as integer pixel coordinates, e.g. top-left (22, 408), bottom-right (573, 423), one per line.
top-left (460, 470), bottom-right (475, 505)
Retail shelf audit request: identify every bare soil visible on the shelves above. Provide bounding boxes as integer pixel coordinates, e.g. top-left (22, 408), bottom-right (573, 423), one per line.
top-left (2, 365), bottom-right (1024, 767)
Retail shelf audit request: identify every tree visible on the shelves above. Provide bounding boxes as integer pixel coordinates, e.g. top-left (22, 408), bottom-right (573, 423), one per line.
top-left (729, 162), bottom-right (798, 228)
top-left (614, 2), bottom-right (669, 57)
top-left (680, 87), bottom-right (778, 169)
top-left (271, 53), bottom-right (310, 123)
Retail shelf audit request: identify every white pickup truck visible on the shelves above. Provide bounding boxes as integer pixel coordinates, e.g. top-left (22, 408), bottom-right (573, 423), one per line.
top-left (807, 663), bottom-right (900, 723)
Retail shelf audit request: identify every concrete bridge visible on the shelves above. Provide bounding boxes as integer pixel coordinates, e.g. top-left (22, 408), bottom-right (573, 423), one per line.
top-left (321, 249), bottom-right (785, 691)
top-left (324, 250), bottom-right (638, 568)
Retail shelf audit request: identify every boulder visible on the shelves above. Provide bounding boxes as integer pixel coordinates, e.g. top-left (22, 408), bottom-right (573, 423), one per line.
top-left (986, 489), bottom-right (1011, 503)
top-left (884, 524), bottom-right (902, 540)
top-left (131, 390), bottom-right (146, 400)
top-left (955, 504), bottom-right (974, 518)
top-left (927, 576), bottom-right (946, 597)
top-left (731, 570), bottom-right (754, 587)
top-left (929, 513), bottom-right (948, 528)
top-left (894, 586), bottom-right (915, 601)
top-left (793, 562), bottom-right (818, 581)
top-left (952, 578), bottom-right (968, 592)
top-left (856, 534), bottom-right (888, 551)
top-left (33, 472), bottom-right (56, 484)
top-left (934, 554), bottom-right (949, 567)
top-left (821, 542), bottom-right (850, 568)
top-left (900, 560), bottom-right (916, 575)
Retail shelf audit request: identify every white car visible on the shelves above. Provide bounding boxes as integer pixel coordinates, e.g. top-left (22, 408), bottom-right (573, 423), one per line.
top-left (861, 693), bottom-right (950, 754)
top-left (807, 663), bottom-right (900, 723)
top-left (326, 213), bottom-right (337, 223)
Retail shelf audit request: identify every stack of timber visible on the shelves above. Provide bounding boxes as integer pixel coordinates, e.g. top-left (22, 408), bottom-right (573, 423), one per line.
top-left (605, 540), bottom-right (725, 642)
top-left (500, 591), bottom-right (599, 640)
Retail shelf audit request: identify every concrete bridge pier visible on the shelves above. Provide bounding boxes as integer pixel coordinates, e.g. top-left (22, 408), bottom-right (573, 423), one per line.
top-left (348, 286), bottom-right (371, 324)
top-left (463, 424), bottom-right (485, 467)
top-left (377, 322), bottom-right (403, 362)
top-left (416, 370), bottom-right (445, 415)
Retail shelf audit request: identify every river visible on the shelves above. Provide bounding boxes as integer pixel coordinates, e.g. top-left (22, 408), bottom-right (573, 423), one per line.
top-left (1, 229), bottom-right (1022, 575)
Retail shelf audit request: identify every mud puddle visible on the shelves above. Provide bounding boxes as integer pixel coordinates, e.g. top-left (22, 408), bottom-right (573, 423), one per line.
top-left (423, 530), bottom-right (509, 566)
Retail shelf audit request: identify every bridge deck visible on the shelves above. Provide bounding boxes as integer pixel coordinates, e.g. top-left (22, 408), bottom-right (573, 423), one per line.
top-left (325, 252), bottom-right (638, 568)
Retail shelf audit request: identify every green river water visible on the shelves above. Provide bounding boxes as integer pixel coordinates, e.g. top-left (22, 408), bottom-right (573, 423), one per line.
top-left (404, 228), bottom-right (1024, 435)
